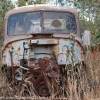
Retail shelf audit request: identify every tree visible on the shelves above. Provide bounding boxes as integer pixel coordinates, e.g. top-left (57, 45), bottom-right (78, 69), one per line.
top-left (0, 0), bottom-right (14, 18)
top-left (16, 0), bottom-right (49, 7)
top-left (16, 0), bottom-right (26, 7)
top-left (0, 0), bottom-right (15, 45)
top-left (27, 0), bottom-right (49, 4)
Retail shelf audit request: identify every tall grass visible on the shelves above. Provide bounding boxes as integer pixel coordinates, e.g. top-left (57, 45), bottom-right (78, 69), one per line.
top-left (66, 50), bottom-right (100, 100)
top-left (84, 51), bottom-right (100, 100)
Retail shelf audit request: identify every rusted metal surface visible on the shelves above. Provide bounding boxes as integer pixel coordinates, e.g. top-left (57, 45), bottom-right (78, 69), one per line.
top-left (7, 57), bottom-right (61, 97)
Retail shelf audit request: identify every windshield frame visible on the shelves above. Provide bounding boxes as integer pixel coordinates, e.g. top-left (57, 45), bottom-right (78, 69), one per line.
top-left (7, 10), bottom-right (77, 36)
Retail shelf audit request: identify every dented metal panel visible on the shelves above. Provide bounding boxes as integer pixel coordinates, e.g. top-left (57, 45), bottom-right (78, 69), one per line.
top-left (2, 38), bottom-right (84, 66)
top-left (58, 39), bottom-right (84, 64)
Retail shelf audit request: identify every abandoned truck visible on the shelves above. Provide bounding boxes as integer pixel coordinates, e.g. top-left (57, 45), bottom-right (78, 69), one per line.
top-left (1, 5), bottom-right (86, 98)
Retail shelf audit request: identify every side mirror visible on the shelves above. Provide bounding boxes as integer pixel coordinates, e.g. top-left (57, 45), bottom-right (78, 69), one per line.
top-left (82, 30), bottom-right (91, 49)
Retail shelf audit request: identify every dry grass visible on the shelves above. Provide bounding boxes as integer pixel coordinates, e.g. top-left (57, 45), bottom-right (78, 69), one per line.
top-left (85, 51), bottom-right (100, 83)
top-left (0, 49), bottom-right (100, 100)
top-left (83, 51), bottom-right (100, 100)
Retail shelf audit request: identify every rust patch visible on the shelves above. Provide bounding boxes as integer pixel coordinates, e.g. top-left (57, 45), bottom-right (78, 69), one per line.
top-left (3, 55), bottom-right (6, 58)
top-left (17, 47), bottom-right (20, 51)
top-left (6, 43), bottom-right (12, 48)
top-left (20, 59), bottom-right (28, 66)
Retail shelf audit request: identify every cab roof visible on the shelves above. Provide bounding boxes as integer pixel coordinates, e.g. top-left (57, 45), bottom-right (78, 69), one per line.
top-left (5, 4), bottom-right (78, 19)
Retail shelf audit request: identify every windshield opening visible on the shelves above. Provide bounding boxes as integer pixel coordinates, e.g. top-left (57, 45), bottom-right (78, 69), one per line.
top-left (43, 11), bottom-right (77, 33)
top-left (7, 12), bottom-right (41, 36)
top-left (7, 11), bottom-right (77, 36)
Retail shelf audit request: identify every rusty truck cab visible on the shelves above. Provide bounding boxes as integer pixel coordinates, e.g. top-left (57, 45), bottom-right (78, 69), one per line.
top-left (2, 5), bottom-right (84, 97)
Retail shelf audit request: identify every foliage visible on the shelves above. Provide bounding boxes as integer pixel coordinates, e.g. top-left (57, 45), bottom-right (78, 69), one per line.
top-left (91, 32), bottom-right (100, 48)
top-left (0, 0), bottom-right (15, 45)
top-left (16, 0), bottom-right (26, 7)
top-left (16, 0), bottom-right (49, 7)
